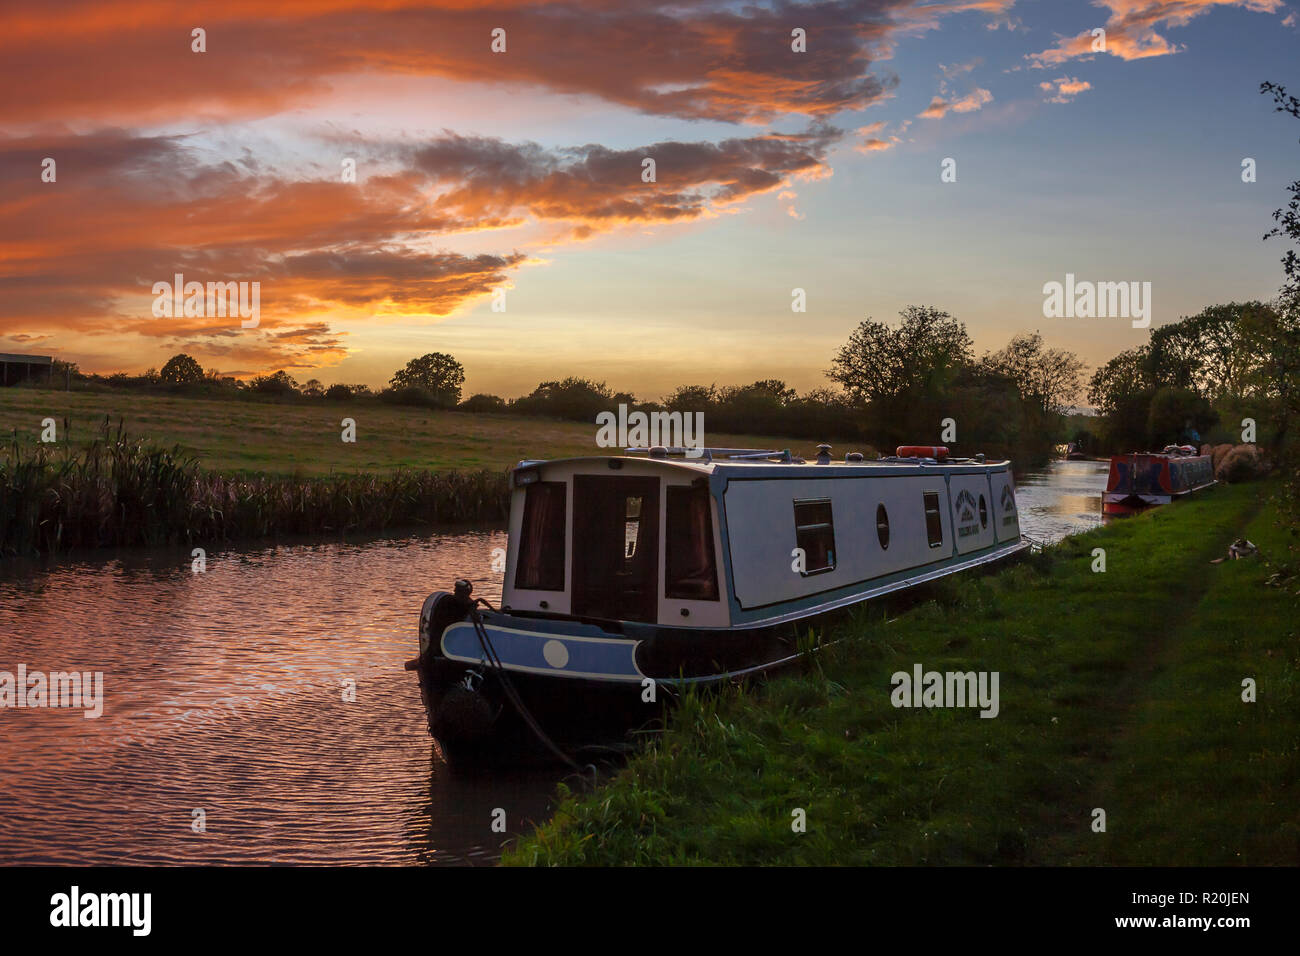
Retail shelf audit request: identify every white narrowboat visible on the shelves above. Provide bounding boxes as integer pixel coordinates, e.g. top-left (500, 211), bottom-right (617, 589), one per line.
top-left (408, 444), bottom-right (1028, 762)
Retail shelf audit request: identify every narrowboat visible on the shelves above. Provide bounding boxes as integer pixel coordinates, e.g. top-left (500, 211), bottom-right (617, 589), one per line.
top-left (1101, 445), bottom-right (1215, 516)
top-left (407, 444), bottom-right (1029, 763)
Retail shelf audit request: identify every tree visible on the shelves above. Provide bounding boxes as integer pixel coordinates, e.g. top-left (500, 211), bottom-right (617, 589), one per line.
top-left (301, 378), bottom-right (324, 397)
top-left (251, 370), bottom-right (300, 395)
top-left (512, 377), bottom-right (615, 421)
top-left (664, 384), bottom-right (717, 411)
top-left (324, 384), bottom-right (353, 401)
top-left (1146, 386), bottom-right (1217, 447)
top-left (389, 353), bottom-right (465, 407)
top-left (160, 353), bottom-right (205, 385)
top-left (1087, 346), bottom-right (1152, 416)
top-left (980, 331), bottom-right (1085, 414)
top-left (827, 306), bottom-right (972, 403)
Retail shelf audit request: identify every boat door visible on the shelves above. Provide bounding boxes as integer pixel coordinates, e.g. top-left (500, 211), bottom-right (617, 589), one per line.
top-left (572, 475), bottom-right (659, 623)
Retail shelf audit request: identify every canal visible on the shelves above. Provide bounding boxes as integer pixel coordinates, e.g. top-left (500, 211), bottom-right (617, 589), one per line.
top-left (0, 459), bottom-right (1110, 865)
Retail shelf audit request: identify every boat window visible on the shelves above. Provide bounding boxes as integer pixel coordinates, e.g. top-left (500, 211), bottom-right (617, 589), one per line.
top-left (876, 503), bottom-right (890, 550)
top-left (624, 495), bottom-right (643, 561)
top-left (923, 492), bottom-right (944, 548)
top-left (978, 494), bottom-right (988, 529)
top-left (665, 485), bottom-right (719, 601)
top-left (515, 481), bottom-right (566, 591)
top-left (794, 498), bottom-right (836, 575)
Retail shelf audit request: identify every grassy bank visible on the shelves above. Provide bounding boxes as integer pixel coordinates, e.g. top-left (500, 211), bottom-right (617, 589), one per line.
top-left (0, 387), bottom-right (847, 476)
top-left (0, 387), bottom-right (849, 555)
top-left (504, 480), bottom-right (1297, 866)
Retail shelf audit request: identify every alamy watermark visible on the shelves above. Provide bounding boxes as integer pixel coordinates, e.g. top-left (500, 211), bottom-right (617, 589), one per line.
top-left (151, 272), bottom-right (260, 328)
top-left (890, 663), bottom-right (999, 718)
top-left (0, 664), bottom-right (103, 718)
top-left (1042, 273), bottom-right (1150, 328)
top-left (596, 404), bottom-right (704, 457)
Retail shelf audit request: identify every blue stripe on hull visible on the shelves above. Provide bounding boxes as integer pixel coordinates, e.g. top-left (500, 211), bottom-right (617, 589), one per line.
top-left (441, 622), bottom-right (645, 682)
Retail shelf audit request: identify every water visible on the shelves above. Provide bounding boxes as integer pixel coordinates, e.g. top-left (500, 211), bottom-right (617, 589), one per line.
top-left (0, 461), bottom-right (1107, 865)
top-left (1014, 458), bottom-right (1111, 543)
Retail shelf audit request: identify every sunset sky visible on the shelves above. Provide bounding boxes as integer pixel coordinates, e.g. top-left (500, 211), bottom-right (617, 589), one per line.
top-left (1, 0), bottom-right (1296, 399)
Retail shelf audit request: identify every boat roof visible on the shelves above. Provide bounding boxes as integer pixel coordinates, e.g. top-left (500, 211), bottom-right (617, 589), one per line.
top-left (515, 447), bottom-right (1011, 478)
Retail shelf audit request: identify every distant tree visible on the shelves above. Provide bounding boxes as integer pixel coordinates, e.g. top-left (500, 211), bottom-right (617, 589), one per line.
top-left (159, 353), bottom-right (206, 385)
top-left (1087, 346), bottom-right (1152, 417)
top-left (513, 377), bottom-right (615, 421)
top-left (1146, 386), bottom-right (1217, 448)
top-left (980, 331), bottom-right (1085, 414)
top-left (301, 378), bottom-right (324, 397)
top-left (251, 370), bottom-right (300, 395)
top-left (664, 384), bottom-right (717, 411)
top-left (459, 393), bottom-right (506, 412)
top-left (389, 353), bottom-right (465, 407)
top-left (827, 306), bottom-right (973, 403)
top-left (324, 383), bottom-right (353, 401)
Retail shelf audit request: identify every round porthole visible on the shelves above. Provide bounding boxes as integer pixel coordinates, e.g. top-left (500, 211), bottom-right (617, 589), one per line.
top-left (978, 494), bottom-right (988, 529)
top-left (876, 503), bottom-right (890, 550)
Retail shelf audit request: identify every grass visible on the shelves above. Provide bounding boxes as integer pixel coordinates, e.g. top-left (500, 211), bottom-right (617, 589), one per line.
top-left (0, 386), bottom-right (853, 476)
top-left (0, 423), bottom-right (509, 555)
top-left (503, 480), bottom-right (1298, 866)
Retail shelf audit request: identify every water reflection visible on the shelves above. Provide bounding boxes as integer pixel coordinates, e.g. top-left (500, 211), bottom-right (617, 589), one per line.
top-left (0, 528), bottom-right (552, 865)
top-left (1014, 459), bottom-right (1110, 543)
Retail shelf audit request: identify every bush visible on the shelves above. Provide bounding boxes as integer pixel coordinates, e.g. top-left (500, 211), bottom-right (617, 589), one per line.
top-left (324, 384), bottom-right (354, 401)
top-left (379, 385), bottom-right (443, 408)
top-left (1216, 445), bottom-right (1266, 483)
top-left (459, 393), bottom-right (506, 413)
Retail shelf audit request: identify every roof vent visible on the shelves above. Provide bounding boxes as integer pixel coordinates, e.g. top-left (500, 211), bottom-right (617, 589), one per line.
top-left (845, 452), bottom-right (864, 463)
top-left (815, 443), bottom-right (832, 464)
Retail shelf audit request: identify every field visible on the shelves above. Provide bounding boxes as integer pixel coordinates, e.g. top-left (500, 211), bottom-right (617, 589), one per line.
top-left (505, 480), bottom-right (1298, 866)
top-left (0, 386), bottom-right (852, 475)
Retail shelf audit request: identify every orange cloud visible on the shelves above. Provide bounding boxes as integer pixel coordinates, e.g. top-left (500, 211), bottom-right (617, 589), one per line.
top-left (0, 125), bottom-right (838, 374)
top-left (919, 88), bottom-right (993, 118)
top-left (1027, 0), bottom-right (1284, 68)
top-left (1039, 76), bottom-right (1092, 103)
top-left (0, 0), bottom-right (1003, 127)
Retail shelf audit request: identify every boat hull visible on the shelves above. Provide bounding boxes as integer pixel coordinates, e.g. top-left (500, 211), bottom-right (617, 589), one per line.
top-left (413, 536), bottom-right (1030, 763)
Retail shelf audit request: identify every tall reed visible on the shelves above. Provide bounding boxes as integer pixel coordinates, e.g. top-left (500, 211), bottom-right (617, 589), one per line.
top-left (0, 420), bottom-right (509, 556)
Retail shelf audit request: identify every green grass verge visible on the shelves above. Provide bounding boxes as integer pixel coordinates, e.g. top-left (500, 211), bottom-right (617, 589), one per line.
top-left (0, 387), bottom-right (852, 476)
top-left (503, 480), bottom-right (1298, 866)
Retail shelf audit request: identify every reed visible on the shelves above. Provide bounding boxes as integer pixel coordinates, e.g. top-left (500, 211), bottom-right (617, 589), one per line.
top-left (0, 419), bottom-right (509, 556)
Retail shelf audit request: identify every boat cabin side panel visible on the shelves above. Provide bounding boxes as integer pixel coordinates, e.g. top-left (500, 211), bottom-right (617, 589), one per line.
top-left (723, 473), bottom-right (955, 611)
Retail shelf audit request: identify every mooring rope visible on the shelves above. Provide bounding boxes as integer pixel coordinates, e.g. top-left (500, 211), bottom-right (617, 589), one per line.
top-left (467, 600), bottom-right (594, 777)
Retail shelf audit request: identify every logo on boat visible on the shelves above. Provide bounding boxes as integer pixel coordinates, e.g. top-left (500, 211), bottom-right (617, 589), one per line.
top-left (954, 489), bottom-right (981, 538)
top-left (1000, 485), bottom-right (1017, 526)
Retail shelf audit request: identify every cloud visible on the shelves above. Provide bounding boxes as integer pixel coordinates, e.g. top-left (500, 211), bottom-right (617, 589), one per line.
top-left (0, 0), bottom-right (1015, 127)
top-left (854, 119), bottom-right (910, 152)
top-left (919, 88), bottom-right (993, 118)
top-left (1027, 0), bottom-right (1284, 68)
top-left (1039, 76), bottom-right (1093, 103)
top-left (0, 125), bottom-right (839, 373)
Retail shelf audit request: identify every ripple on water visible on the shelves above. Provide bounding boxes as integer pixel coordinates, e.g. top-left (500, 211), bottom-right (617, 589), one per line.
top-left (0, 528), bottom-right (555, 865)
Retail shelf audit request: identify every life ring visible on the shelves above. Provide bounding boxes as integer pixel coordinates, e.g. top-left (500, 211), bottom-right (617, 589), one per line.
top-left (896, 445), bottom-right (949, 458)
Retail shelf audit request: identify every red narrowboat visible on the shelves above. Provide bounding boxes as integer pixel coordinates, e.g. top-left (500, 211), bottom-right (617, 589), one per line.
top-left (1101, 445), bottom-right (1215, 516)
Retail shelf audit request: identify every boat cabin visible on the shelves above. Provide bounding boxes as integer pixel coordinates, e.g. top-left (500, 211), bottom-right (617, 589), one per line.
top-left (501, 447), bottom-right (1026, 630)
